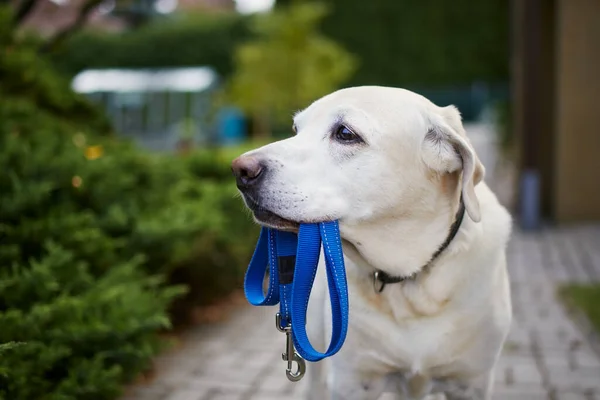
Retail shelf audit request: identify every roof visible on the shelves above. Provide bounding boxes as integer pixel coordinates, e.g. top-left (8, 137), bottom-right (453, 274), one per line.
top-left (71, 67), bottom-right (218, 93)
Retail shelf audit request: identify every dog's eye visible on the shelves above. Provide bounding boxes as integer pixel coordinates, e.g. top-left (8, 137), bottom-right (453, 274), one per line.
top-left (333, 125), bottom-right (361, 143)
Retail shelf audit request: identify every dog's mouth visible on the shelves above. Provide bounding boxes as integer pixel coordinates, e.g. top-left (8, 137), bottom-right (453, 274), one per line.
top-left (243, 194), bottom-right (300, 232)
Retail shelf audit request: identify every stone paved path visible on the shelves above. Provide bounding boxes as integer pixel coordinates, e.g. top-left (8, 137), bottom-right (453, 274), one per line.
top-left (496, 225), bottom-right (600, 399)
top-left (122, 225), bottom-right (600, 400)
top-left (122, 123), bottom-right (600, 399)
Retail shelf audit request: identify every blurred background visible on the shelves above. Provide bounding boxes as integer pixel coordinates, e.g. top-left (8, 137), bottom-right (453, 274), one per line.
top-left (0, 0), bottom-right (598, 399)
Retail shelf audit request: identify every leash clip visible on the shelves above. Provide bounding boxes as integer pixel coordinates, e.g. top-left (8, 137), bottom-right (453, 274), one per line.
top-left (276, 313), bottom-right (306, 382)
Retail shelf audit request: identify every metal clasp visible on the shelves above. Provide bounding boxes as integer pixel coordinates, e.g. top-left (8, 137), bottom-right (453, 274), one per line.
top-left (275, 313), bottom-right (306, 382)
top-left (372, 271), bottom-right (385, 293)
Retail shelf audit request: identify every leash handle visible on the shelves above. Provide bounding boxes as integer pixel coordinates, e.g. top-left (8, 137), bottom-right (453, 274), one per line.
top-left (291, 222), bottom-right (349, 362)
top-left (244, 228), bottom-right (279, 306)
top-left (244, 222), bottom-right (349, 364)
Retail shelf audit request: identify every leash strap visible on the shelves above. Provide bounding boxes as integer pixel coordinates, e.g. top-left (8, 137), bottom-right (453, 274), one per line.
top-left (244, 222), bottom-right (349, 363)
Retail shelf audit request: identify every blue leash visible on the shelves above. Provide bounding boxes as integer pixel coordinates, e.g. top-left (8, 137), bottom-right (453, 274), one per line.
top-left (244, 221), bottom-right (349, 381)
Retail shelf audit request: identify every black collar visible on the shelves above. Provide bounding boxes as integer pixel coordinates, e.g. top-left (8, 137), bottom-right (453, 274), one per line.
top-left (372, 196), bottom-right (466, 293)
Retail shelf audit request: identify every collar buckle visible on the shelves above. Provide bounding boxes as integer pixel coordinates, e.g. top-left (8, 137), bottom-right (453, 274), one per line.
top-left (373, 270), bottom-right (409, 293)
top-left (372, 271), bottom-right (386, 293)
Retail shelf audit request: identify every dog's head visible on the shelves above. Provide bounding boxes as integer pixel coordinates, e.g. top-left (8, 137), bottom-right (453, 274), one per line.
top-left (232, 86), bottom-right (484, 232)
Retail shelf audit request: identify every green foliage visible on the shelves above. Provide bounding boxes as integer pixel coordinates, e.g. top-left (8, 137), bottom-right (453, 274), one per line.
top-left (49, 12), bottom-right (252, 78)
top-left (0, 10), bottom-right (111, 135)
top-left (560, 284), bottom-right (600, 334)
top-left (0, 82), bottom-right (183, 400)
top-left (276, 0), bottom-right (509, 87)
top-left (0, 246), bottom-right (181, 399)
top-left (0, 7), bottom-right (258, 399)
top-left (226, 2), bottom-right (357, 125)
top-left (0, 83), bottom-right (183, 400)
top-left (316, 0), bottom-right (509, 86)
top-left (48, 0), bottom-right (508, 91)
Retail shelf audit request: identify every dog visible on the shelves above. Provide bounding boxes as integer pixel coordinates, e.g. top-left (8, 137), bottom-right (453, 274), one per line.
top-left (231, 86), bottom-right (512, 400)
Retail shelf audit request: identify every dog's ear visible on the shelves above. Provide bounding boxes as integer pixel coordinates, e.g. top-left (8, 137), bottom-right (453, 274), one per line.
top-left (421, 105), bottom-right (485, 222)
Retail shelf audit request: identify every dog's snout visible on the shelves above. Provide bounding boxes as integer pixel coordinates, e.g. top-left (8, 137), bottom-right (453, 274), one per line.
top-left (232, 156), bottom-right (265, 188)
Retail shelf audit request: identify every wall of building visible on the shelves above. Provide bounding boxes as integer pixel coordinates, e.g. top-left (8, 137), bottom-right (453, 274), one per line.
top-left (511, 0), bottom-right (557, 223)
top-left (554, 0), bottom-right (600, 222)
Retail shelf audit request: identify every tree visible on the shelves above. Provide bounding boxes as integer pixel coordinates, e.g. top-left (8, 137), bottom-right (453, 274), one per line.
top-left (12, 0), bottom-right (38, 25)
top-left (7, 0), bottom-right (162, 53)
top-left (226, 2), bottom-right (357, 139)
top-left (41, 0), bottom-right (107, 53)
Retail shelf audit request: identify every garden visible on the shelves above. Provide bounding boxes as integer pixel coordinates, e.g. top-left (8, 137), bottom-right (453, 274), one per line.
top-left (0, 1), bottom-right (524, 399)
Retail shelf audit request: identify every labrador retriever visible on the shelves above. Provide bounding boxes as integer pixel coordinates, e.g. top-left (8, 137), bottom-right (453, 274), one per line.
top-left (231, 86), bottom-right (512, 400)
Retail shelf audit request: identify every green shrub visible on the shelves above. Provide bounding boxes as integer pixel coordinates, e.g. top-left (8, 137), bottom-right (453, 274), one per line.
top-left (0, 95), bottom-right (187, 400)
top-left (51, 0), bottom-right (509, 88)
top-left (0, 97), bottom-right (259, 316)
top-left (49, 12), bottom-right (252, 78)
top-left (1, 13), bottom-right (110, 134)
top-left (316, 0), bottom-right (510, 87)
top-left (0, 7), bottom-right (258, 399)
top-left (560, 284), bottom-right (600, 334)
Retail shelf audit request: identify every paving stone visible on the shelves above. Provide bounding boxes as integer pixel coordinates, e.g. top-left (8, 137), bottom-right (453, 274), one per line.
top-left (249, 393), bottom-right (306, 400)
top-left (555, 392), bottom-right (588, 400)
top-left (575, 351), bottom-right (600, 368)
top-left (256, 370), bottom-right (297, 394)
top-left (546, 365), bottom-right (600, 392)
top-left (544, 354), bottom-right (575, 370)
top-left (507, 361), bottom-right (544, 386)
top-left (492, 384), bottom-right (549, 399)
top-left (163, 389), bottom-right (205, 400)
top-left (122, 386), bottom-right (169, 400)
top-left (207, 393), bottom-right (243, 400)
top-left (153, 375), bottom-right (197, 391)
top-left (187, 372), bottom-right (256, 393)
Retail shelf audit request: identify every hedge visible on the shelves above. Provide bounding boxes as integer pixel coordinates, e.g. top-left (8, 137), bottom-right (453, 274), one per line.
top-left (297, 0), bottom-right (510, 87)
top-left (51, 0), bottom-right (509, 88)
top-left (0, 7), bottom-right (258, 399)
top-left (50, 12), bottom-right (252, 79)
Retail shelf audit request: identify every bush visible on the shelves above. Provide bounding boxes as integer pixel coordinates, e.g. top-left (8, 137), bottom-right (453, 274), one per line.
top-left (560, 284), bottom-right (600, 334)
top-left (0, 86), bottom-right (185, 400)
top-left (0, 104), bottom-right (257, 316)
top-left (51, 0), bottom-right (508, 89)
top-left (50, 12), bottom-right (252, 78)
top-left (0, 7), bottom-right (258, 399)
top-left (1, 20), bottom-right (110, 134)
top-left (276, 0), bottom-right (510, 87)
top-left (317, 0), bottom-right (510, 87)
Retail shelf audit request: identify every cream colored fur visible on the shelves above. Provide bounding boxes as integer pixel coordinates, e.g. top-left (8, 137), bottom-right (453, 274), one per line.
top-left (235, 86), bottom-right (512, 400)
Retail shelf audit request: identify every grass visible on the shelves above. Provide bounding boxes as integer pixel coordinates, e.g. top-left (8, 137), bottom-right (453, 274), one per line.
top-left (559, 284), bottom-right (600, 333)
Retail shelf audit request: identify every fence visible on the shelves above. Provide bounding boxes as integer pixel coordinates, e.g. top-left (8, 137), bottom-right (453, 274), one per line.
top-left (71, 67), bottom-right (242, 150)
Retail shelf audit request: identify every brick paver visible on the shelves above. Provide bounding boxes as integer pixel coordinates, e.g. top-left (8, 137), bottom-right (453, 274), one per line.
top-left (121, 225), bottom-right (600, 400)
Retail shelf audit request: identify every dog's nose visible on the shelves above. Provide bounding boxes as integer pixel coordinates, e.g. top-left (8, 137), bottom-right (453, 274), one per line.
top-left (231, 156), bottom-right (265, 188)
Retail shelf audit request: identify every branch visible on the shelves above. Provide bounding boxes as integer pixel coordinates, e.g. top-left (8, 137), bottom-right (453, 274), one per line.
top-left (41, 0), bottom-right (105, 53)
top-left (13, 0), bottom-right (40, 26)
